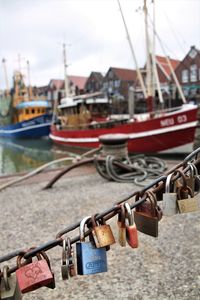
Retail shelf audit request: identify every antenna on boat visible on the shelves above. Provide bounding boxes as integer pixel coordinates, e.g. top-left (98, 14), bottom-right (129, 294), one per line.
top-left (27, 60), bottom-right (32, 100)
top-left (117, 0), bottom-right (147, 99)
top-left (2, 58), bottom-right (9, 95)
top-left (63, 43), bottom-right (69, 98)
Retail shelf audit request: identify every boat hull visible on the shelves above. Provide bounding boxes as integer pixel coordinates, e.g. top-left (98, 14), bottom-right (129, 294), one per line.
top-left (50, 106), bottom-right (198, 154)
top-left (0, 114), bottom-right (52, 138)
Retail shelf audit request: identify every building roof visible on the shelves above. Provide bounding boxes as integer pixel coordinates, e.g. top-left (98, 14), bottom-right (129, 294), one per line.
top-left (68, 76), bottom-right (88, 90)
top-left (156, 55), bottom-right (180, 77)
top-left (49, 79), bottom-right (64, 90)
top-left (91, 72), bottom-right (104, 81)
top-left (110, 67), bottom-right (137, 81)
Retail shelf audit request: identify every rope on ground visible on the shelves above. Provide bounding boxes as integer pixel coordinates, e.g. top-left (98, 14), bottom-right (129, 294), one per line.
top-left (94, 154), bottom-right (167, 186)
top-left (0, 147), bottom-right (102, 192)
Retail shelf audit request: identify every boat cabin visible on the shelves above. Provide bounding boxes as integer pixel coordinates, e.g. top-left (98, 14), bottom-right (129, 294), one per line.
top-left (13, 100), bottom-right (51, 123)
top-left (56, 93), bottom-right (111, 128)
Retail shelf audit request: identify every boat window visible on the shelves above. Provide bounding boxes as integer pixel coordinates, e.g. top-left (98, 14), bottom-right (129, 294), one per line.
top-left (32, 109), bottom-right (35, 114)
top-left (26, 109), bottom-right (29, 114)
top-left (38, 108), bottom-right (40, 113)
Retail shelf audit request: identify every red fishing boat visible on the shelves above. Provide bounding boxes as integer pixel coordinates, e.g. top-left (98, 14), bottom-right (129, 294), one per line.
top-left (49, 1), bottom-right (198, 154)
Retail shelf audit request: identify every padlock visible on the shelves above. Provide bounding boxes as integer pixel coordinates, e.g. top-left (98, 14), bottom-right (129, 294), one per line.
top-left (134, 191), bottom-right (162, 237)
top-left (162, 173), bottom-right (178, 216)
top-left (61, 237), bottom-right (76, 280)
top-left (76, 216), bottom-right (108, 275)
top-left (67, 237), bottom-right (76, 277)
top-left (117, 205), bottom-right (126, 247)
top-left (177, 184), bottom-right (199, 213)
top-left (16, 251), bottom-right (55, 293)
top-left (124, 202), bottom-right (138, 248)
top-left (188, 162), bottom-right (200, 193)
top-left (185, 162), bottom-right (195, 192)
top-left (91, 215), bottom-right (115, 248)
top-left (61, 239), bottom-right (69, 280)
top-left (0, 265), bottom-right (22, 299)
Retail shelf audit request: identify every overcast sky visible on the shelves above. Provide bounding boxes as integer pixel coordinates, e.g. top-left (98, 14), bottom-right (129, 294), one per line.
top-left (0, 0), bottom-right (199, 89)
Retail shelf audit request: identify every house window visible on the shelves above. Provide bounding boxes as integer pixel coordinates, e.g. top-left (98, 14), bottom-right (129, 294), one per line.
top-left (114, 80), bottom-right (120, 87)
top-left (108, 71), bottom-right (113, 79)
top-left (183, 87), bottom-right (189, 96)
top-left (103, 82), bottom-right (108, 89)
top-left (182, 70), bottom-right (188, 83)
top-left (190, 64), bottom-right (197, 82)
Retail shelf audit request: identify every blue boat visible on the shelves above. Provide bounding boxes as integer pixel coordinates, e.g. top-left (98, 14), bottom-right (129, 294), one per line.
top-left (0, 112), bottom-right (52, 138)
top-left (0, 69), bottom-right (52, 138)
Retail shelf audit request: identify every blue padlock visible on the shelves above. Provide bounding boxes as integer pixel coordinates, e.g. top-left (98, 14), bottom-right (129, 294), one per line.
top-left (76, 216), bottom-right (108, 275)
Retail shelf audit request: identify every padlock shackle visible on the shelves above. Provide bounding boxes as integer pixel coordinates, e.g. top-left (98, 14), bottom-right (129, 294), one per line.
top-left (177, 184), bottom-right (193, 200)
top-left (79, 216), bottom-right (91, 242)
top-left (187, 162), bottom-right (198, 177)
top-left (3, 265), bottom-right (10, 291)
top-left (165, 173), bottom-right (174, 194)
top-left (62, 239), bottom-right (67, 265)
top-left (118, 205), bottom-right (126, 224)
top-left (124, 202), bottom-right (134, 226)
top-left (174, 169), bottom-right (187, 187)
top-left (91, 214), bottom-right (98, 228)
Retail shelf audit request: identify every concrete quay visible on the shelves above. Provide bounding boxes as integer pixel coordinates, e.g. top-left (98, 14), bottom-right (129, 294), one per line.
top-left (0, 161), bottom-right (199, 300)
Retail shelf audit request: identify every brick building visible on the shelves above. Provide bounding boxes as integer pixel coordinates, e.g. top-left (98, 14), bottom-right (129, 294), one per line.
top-left (174, 46), bottom-right (200, 103)
top-left (85, 72), bottom-right (104, 93)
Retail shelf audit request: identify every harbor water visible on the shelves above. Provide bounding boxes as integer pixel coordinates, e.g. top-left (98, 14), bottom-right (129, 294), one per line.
top-left (0, 138), bottom-right (82, 176)
top-left (0, 137), bottom-right (187, 177)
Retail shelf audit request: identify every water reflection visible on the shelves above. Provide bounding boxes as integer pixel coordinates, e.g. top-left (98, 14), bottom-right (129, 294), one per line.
top-left (0, 138), bottom-right (71, 175)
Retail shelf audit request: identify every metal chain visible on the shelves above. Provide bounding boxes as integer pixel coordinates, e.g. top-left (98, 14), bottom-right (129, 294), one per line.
top-left (0, 146), bottom-right (200, 276)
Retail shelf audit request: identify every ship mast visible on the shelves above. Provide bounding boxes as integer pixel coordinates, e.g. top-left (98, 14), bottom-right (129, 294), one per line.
top-left (2, 58), bottom-right (9, 96)
top-left (63, 43), bottom-right (69, 98)
top-left (144, 0), bottom-right (155, 113)
top-left (117, 0), bottom-right (147, 99)
top-left (151, 0), bottom-right (164, 104)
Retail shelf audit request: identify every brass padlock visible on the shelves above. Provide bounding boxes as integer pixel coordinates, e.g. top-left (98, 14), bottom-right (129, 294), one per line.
top-left (117, 205), bottom-right (126, 246)
top-left (177, 184), bottom-right (199, 213)
top-left (175, 169), bottom-right (199, 213)
top-left (91, 215), bottom-right (115, 248)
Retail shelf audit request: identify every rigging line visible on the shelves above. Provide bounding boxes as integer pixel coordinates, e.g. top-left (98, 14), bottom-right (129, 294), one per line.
top-left (159, 7), bottom-right (189, 55)
top-left (147, 14), bottom-right (179, 61)
top-left (147, 15), bottom-right (186, 103)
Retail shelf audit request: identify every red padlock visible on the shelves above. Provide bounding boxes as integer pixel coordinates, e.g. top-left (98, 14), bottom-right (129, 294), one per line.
top-left (124, 202), bottom-right (139, 248)
top-left (16, 250), bottom-right (54, 294)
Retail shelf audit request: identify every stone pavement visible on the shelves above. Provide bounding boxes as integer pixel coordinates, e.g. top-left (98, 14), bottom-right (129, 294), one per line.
top-left (0, 160), bottom-right (199, 300)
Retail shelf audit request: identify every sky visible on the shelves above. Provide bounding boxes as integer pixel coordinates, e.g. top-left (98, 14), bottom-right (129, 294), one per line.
top-left (0, 0), bottom-right (199, 89)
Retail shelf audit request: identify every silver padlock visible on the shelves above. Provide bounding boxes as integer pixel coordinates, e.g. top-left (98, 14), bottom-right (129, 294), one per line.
top-left (162, 173), bottom-right (178, 216)
top-left (188, 162), bottom-right (200, 194)
top-left (61, 239), bottom-right (69, 280)
top-left (0, 265), bottom-right (22, 299)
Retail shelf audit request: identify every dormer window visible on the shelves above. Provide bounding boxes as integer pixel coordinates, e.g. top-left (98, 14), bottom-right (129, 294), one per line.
top-left (189, 48), bottom-right (197, 59)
